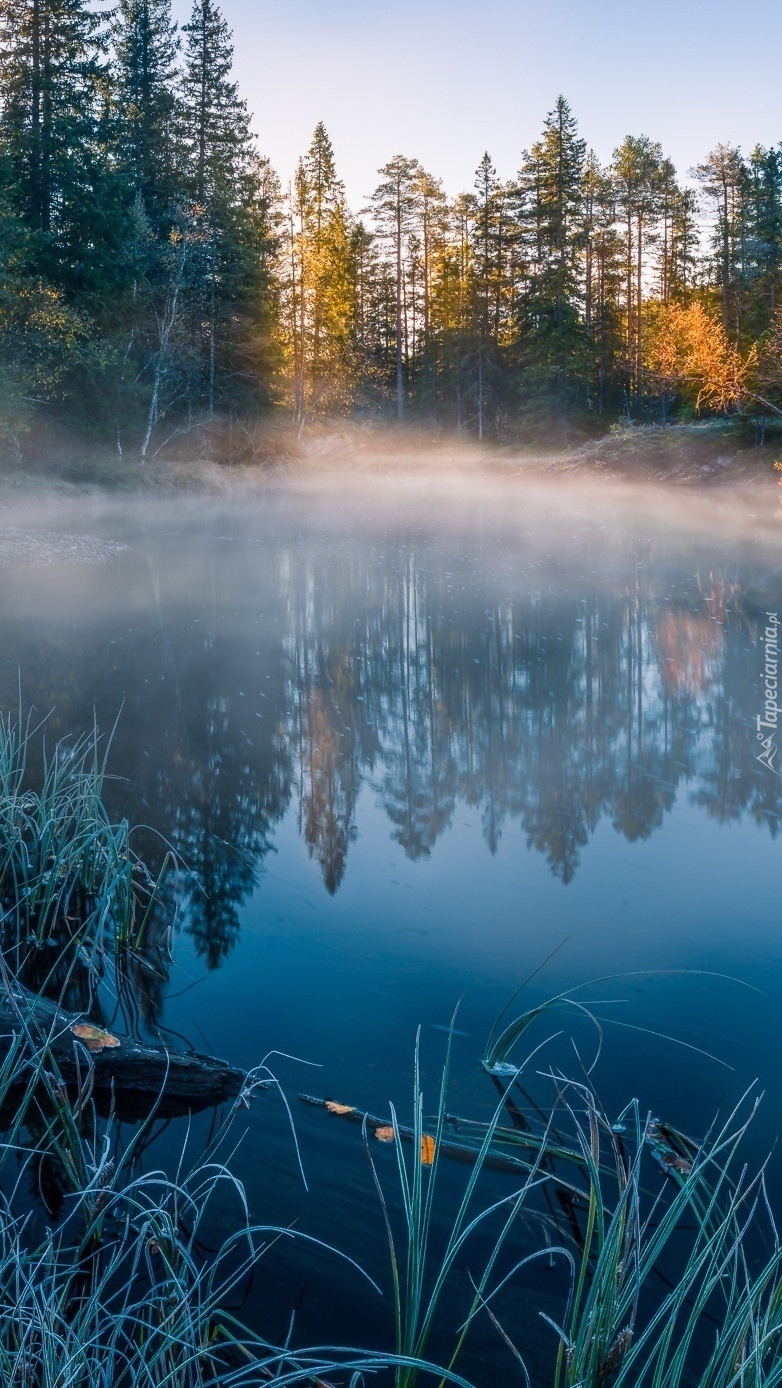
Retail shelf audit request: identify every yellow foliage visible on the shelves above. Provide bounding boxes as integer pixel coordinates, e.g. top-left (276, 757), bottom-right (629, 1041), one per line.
top-left (644, 301), bottom-right (754, 413)
top-left (0, 279), bottom-right (92, 401)
top-left (71, 1023), bottom-right (121, 1052)
top-left (420, 1134), bottom-right (436, 1166)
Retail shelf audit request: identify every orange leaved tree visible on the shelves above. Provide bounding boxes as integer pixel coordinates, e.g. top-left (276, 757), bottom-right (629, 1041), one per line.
top-left (644, 300), bottom-right (756, 414)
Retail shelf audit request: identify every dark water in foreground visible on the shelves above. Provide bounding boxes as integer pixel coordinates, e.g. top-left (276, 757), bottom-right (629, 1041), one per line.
top-left (1, 477), bottom-right (781, 1378)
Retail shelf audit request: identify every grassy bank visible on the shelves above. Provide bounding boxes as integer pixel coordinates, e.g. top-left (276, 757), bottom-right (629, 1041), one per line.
top-left (548, 418), bottom-right (782, 484)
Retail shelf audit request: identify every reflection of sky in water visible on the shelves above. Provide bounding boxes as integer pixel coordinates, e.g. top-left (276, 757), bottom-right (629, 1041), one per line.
top-left (0, 482), bottom-right (780, 1367)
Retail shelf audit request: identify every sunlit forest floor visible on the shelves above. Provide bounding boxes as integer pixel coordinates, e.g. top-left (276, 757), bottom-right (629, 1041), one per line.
top-left (0, 418), bottom-right (779, 495)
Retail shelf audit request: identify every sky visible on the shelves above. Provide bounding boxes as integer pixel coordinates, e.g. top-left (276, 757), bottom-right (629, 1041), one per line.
top-left (171, 0), bottom-right (782, 204)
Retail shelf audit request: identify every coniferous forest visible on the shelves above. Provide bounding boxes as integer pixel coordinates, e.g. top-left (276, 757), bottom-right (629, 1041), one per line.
top-left (2, 0), bottom-right (782, 462)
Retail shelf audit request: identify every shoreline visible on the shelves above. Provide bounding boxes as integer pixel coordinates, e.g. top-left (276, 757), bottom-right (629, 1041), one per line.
top-left (0, 420), bottom-right (780, 496)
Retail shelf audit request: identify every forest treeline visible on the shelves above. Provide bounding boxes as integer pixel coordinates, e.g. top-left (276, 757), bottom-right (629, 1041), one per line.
top-left (2, 0), bottom-right (782, 462)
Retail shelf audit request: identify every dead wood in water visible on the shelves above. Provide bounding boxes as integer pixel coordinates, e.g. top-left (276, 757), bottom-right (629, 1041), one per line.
top-left (299, 1092), bottom-right (540, 1175)
top-left (0, 978), bottom-right (253, 1119)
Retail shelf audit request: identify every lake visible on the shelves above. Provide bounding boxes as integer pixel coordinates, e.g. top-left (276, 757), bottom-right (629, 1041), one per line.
top-left (1, 475), bottom-right (781, 1379)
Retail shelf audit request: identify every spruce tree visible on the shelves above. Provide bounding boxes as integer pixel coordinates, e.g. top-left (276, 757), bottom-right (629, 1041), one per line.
top-left (305, 122), bottom-right (342, 240)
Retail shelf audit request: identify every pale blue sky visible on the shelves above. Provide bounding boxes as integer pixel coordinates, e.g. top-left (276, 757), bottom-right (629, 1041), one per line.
top-left (171, 0), bottom-right (782, 202)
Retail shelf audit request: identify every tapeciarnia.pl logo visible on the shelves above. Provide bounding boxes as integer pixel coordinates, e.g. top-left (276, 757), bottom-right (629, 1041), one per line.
top-left (757, 611), bottom-right (780, 772)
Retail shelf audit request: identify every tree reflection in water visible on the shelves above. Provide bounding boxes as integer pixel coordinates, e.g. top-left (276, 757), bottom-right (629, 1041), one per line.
top-left (0, 507), bottom-right (778, 998)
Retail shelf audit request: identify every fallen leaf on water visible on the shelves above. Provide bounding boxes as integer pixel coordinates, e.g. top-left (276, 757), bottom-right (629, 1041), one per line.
top-left (421, 1135), bottom-right (436, 1166)
top-left (325, 1101), bottom-right (355, 1116)
top-left (375, 1125), bottom-right (395, 1143)
top-left (71, 1023), bottom-right (121, 1053)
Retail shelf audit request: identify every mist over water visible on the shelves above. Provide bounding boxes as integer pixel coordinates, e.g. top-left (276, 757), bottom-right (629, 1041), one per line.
top-left (1, 473), bottom-right (781, 1369)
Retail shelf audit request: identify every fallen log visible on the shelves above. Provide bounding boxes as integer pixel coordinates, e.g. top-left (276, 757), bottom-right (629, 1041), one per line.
top-left (0, 979), bottom-right (254, 1119)
top-left (298, 1093), bottom-right (540, 1175)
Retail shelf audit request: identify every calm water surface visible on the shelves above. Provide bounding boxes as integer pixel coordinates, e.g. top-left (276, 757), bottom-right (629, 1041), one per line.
top-left (1, 477), bottom-right (781, 1377)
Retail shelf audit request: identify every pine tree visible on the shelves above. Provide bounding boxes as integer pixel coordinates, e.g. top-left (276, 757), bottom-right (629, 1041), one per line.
top-left (113, 0), bottom-right (179, 226)
top-left (655, 157), bottom-right (679, 304)
top-left (177, 0), bottom-right (271, 418)
top-left (279, 127), bottom-right (357, 416)
top-left (745, 145), bottom-right (782, 330)
top-left (303, 123), bottom-right (349, 404)
top-left (399, 167), bottom-right (443, 418)
top-left (471, 153), bottom-right (513, 436)
top-left (669, 187), bottom-right (700, 302)
top-left (0, 0), bottom-right (118, 293)
top-left (346, 219), bottom-right (391, 408)
top-left (428, 192), bottom-right (476, 431)
top-left (411, 168), bottom-right (446, 352)
top-left (179, 0), bottom-right (252, 210)
top-left (692, 144), bottom-right (746, 339)
top-left (513, 97), bottom-right (587, 432)
top-left (369, 155), bottom-right (421, 419)
top-left (316, 199), bottom-right (356, 409)
top-left (582, 151), bottom-right (624, 415)
top-left (285, 160), bottom-right (308, 421)
top-left (612, 135), bottom-right (664, 396)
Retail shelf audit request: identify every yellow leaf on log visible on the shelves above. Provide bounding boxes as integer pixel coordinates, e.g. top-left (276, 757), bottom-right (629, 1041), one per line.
top-left (374, 1125), bottom-right (395, 1143)
top-left (71, 1023), bottom-right (121, 1053)
top-left (325, 1101), bottom-right (355, 1116)
top-left (421, 1135), bottom-right (436, 1166)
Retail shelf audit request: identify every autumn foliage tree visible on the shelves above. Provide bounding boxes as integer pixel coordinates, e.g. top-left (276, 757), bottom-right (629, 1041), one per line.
top-left (644, 300), bottom-right (754, 414)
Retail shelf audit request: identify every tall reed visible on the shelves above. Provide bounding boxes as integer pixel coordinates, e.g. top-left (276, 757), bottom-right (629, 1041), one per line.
top-left (0, 711), bottom-right (170, 980)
